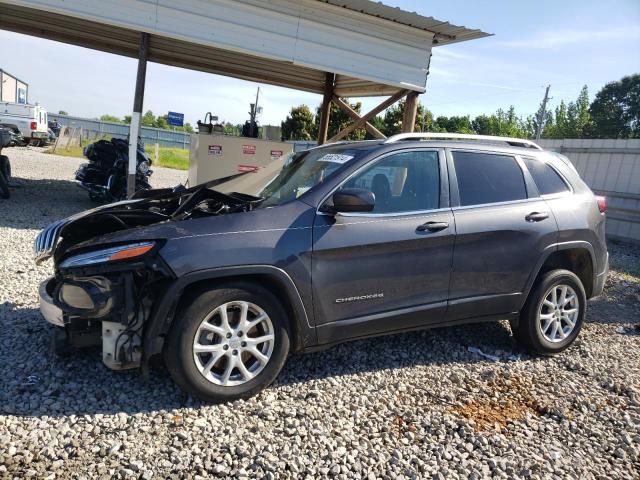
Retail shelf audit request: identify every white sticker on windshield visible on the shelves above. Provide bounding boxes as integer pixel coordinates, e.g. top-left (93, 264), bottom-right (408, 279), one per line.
top-left (320, 153), bottom-right (354, 164)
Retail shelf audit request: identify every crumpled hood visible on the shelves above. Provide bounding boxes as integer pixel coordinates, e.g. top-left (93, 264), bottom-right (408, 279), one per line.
top-left (34, 174), bottom-right (260, 265)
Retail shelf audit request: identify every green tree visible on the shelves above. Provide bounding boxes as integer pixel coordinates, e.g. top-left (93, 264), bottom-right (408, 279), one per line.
top-left (223, 122), bottom-right (241, 136)
top-left (434, 115), bottom-right (473, 133)
top-left (100, 114), bottom-right (123, 123)
top-left (573, 86), bottom-right (592, 137)
top-left (154, 114), bottom-right (169, 130)
top-left (123, 115), bottom-right (131, 124)
top-left (281, 105), bottom-right (316, 140)
top-left (141, 110), bottom-right (156, 127)
top-left (58, 110), bottom-right (68, 115)
top-left (315, 100), bottom-right (365, 141)
top-left (381, 100), bottom-right (434, 136)
top-left (590, 74), bottom-right (640, 138)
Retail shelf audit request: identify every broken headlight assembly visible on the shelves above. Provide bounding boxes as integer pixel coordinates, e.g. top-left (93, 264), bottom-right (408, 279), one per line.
top-left (59, 242), bottom-right (155, 269)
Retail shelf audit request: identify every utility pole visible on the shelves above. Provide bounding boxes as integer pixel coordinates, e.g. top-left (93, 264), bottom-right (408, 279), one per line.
top-left (249, 87), bottom-right (260, 137)
top-left (535, 85), bottom-right (551, 140)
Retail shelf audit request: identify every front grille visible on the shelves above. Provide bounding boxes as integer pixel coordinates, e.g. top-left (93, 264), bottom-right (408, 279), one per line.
top-left (34, 219), bottom-right (67, 264)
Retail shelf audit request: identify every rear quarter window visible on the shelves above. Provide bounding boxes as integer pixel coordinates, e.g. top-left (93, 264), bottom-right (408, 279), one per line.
top-left (522, 157), bottom-right (570, 195)
top-left (452, 151), bottom-right (527, 206)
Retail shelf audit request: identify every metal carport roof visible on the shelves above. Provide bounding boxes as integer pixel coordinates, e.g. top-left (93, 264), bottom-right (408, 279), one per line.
top-left (0, 0), bottom-right (489, 97)
top-left (0, 0), bottom-right (490, 196)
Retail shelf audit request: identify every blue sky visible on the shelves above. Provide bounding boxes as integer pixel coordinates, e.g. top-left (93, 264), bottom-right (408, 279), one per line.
top-left (1, 0), bottom-right (638, 126)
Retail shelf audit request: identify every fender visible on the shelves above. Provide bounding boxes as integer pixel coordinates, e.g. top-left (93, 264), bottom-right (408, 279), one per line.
top-left (521, 240), bottom-right (597, 303)
top-left (142, 265), bottom-right (316, 364)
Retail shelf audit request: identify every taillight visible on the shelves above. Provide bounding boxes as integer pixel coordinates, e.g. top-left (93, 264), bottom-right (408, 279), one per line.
top-left (30, 121), bottom-right (37, 130)
top-left (596, 195), bottom-right (607, 213)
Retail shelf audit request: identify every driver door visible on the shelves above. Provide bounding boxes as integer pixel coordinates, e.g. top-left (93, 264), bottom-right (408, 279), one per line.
top-left (311, 149), bottom-right (454, 344)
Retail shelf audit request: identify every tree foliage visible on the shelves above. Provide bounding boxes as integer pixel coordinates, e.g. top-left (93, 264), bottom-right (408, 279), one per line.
top-left (589, 74), bottom-right (640, 138)
top-left (281, 105), bottom-right (316, 140)
top-left (314, 100), bottom-right (366, 141)
top-left (100, 114), bottom-right (124, 123)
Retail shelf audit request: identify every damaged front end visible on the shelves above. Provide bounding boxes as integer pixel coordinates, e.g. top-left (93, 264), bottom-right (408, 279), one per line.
top-left (40, 241), bottom-right (173, 369)
top-left (35, 176), bottom-right (261, 370)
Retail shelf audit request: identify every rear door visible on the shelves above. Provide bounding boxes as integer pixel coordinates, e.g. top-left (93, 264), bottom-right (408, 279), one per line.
top-left (312, 148), bottom-right (454, 344)
top-left (447, 149), bottom-right (558, 319)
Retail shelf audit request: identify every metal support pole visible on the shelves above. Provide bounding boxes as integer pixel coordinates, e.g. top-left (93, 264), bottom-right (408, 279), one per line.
top-left (127, 32), bottom-right (149, 198)
top-left (402, 91), bottom-right (419, 133)
top-left (317, 72), bottom-right (335, 145)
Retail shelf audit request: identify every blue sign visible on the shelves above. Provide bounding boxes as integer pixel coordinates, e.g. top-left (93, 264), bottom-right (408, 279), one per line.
top-left (167, 111), bottom-right (184, 127)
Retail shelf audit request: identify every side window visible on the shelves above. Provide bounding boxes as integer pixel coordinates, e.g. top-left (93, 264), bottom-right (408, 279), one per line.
top-left (345, 150), bottom-right (439, 213)
top-left (452, 151), bottom-right (527, 206)
top-left (522, 157), bottom-right (570, 195)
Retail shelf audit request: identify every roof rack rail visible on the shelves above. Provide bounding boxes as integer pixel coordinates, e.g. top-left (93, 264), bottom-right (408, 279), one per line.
top-left (383, 133), bottom-right (543, 150)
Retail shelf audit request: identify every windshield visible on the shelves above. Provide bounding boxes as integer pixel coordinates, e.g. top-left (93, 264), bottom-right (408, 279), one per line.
top-left (256, 147), bottom-right (370, 207)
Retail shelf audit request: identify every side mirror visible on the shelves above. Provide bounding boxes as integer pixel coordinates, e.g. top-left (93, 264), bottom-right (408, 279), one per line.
top-left (330, 188), bottom-right (375, 213)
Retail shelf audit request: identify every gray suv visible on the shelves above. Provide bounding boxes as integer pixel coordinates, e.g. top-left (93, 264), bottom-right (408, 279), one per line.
top-left (36, 133), bottom-right (609, 402)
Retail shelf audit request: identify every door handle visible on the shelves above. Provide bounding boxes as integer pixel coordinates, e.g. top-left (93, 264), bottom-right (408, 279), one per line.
top-left (417, 221), bottom-right (449, 232)
top-left (525, 211), bottom-right (549, 222)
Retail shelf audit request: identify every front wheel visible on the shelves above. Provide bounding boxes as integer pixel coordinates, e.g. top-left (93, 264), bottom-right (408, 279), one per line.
top-left (0, 155), bottom-right (11, 182)
top-left (164, 283), bottom-right (290, 403)
top-left (512, 269), bottom-right (586, 355)
top-left (0, 169), bottom-right (9, 199)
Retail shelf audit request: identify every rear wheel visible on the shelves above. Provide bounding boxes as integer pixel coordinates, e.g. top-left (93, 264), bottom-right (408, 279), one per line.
top-left (513, 269), bottom-right (586, 355)
top-left (164, 283), bottom-right (290, 403)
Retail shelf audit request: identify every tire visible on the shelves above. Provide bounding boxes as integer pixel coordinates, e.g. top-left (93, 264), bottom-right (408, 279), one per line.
top-left (0, 158), bottom-right (9, 199)
top-left (513, 269), bottom-right (586, 355)
top-left (164, 283), bottom-right (290, 403)
top-left (0, 170), bottom-right (9, 199)
top-left (0, 155), bottom-right (11, 182)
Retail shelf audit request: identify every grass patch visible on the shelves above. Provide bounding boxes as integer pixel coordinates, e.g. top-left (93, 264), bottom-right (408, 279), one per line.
top-left (146, 146), bottom-right (189, 170)
top-left (45, 144), bottom-right (86, 158)
top-left (46, 142), bottom-right (189, 170)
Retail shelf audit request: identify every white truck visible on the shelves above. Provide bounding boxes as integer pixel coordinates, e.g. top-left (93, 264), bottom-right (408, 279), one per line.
top-left (0, 102), bottom-right (49, 146)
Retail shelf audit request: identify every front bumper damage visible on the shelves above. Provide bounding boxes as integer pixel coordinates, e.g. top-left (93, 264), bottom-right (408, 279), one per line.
top-left (39, 259), bottom-right (173, 371)
top-left (39, 277), bottom-right (64, 327)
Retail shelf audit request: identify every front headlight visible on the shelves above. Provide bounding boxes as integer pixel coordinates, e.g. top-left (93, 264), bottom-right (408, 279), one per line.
top-left (59, 242), bottom-right (155, 268)
top-left (137, 161), bottom-right (150, 174)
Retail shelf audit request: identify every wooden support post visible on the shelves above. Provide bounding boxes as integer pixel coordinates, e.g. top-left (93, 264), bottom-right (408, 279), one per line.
top-left (327, 89), bottom-right (409, 143)
top-left (127, 32), bottom-right (149, 198)
top-left (317, 72), bottom-right (335, 145)
top-left (402, 91), bottom-right (419, 133)
top-left (332, 95), bottom-right (385, 139)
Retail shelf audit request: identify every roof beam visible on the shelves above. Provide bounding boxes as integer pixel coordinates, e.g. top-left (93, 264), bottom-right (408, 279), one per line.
top-left (332, 95), bottom-right (385, 139)
top-left (327, 89), bottom-right (409, 143)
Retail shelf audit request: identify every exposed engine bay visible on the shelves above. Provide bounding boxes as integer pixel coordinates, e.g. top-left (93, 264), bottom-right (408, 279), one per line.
top-left (38, 175), bottom-right (263, 370)
top-left (54, 181), bottom-right (262, 261)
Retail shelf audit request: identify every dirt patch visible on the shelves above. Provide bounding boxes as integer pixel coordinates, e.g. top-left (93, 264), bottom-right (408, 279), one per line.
top-left (447, 375), bottom-right (553, 432)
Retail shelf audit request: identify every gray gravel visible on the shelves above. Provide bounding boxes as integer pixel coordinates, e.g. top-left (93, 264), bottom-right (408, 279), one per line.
top-left (1, 147), bottom-right (639, 479)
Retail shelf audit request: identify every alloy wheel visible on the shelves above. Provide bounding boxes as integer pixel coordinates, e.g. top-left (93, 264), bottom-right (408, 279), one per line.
top-left (537, 284), bottom-right (579, 343)
top-left (192, 301), bottom-right (275, 386)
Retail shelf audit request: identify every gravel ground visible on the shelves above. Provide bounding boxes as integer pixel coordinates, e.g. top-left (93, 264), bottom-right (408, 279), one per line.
top-left (1, 147), bottom-right (639, 479)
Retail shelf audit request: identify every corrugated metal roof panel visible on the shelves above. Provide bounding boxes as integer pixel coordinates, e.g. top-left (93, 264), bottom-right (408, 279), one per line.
top-left (0, 0), bottom-right (488, 95)
top-left (322, 0), bottom-right (491, 45)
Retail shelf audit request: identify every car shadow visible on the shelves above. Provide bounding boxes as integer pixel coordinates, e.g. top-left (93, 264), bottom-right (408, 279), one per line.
top-left (6, 283), bottom-right (633, 420)
top-left (1, 304), bottom-right (523, 418)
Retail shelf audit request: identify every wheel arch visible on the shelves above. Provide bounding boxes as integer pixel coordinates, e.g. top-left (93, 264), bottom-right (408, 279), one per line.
top-left (142, 265), bottom-right (315, 365)
top-left (524, 241), bottom-right (596, 302)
